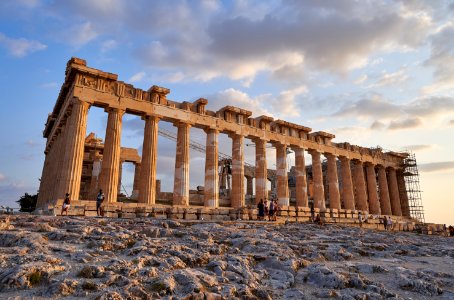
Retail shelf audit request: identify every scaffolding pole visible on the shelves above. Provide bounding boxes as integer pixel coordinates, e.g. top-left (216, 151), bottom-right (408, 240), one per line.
top-left (401, 152), bottom-right (425, 223)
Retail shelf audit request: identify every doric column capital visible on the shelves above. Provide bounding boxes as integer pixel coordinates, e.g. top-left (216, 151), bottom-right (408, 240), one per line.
top-left (173, 120), bottom-right (192, 128)
top-left (203, 127), bottom-right (219, 134)
top-left (141, 114), bottom-right (160, 122)
top-left (324, 152), bottom-right (337, 159)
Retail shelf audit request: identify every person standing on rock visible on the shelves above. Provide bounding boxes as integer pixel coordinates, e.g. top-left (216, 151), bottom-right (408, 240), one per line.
top-left (96, 189), bottom-right (105, 216)
top-left (310, 203), bottom-right (315, 222)
top-left (61, 193), bottom-right (71, 216)
top-left (264, 199), bottom-right (269, 219)
top-left (383, 216), bottom-right (388, 231)
top-left (358, 212), bottom-right (363, 228)
top-left (268, 199), bottom-right (274, 221)
top-left (257, 199), bottom-right (265, 221)
top-left (273, 199), bottom-right (279, 221)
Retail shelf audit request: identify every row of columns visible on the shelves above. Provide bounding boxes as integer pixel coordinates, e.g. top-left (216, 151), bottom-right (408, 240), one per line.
top-left (38, 98), bottom-right (408, 217)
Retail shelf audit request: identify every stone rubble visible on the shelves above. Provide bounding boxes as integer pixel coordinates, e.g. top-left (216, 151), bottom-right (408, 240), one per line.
top-left (0, 215), bottom-right (453, 300)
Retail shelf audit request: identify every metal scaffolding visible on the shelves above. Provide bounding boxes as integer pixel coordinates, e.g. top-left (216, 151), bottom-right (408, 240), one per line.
top-left (401, 152), bottom-right (425, 223)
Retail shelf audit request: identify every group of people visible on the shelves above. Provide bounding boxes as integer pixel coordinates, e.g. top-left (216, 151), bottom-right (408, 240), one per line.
top-left (382, 216), bottom-right (393, 230)
top-left (257, 199), bottom-right (279, 221)
top-left (60, 189), bottom-right (105, 216)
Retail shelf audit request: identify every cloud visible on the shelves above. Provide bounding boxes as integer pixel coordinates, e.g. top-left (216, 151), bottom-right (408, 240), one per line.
top-left (63, 22), bottom-right (98, 47)
top-left (129, 71), bottom-right (146, 83)
top-left (40, 82), bottom-right (57, 89)
top-left (354, 74), bottom-right (368, 85)
top-left (449, 119), bottom-right (454, 126)
top-left (367, 69), bottom-right (409, 88)
top-left (419, 161), bottom-right (454, 173)
top-left (100, 39), bottom-right (117, 52)
top-left (205, 88), bottom-right (273, 117)
top-left (0, 32), bottom-right (47, 57)
top-left (422, 24), bottom-right (454, 94)
top-left (403, 144), bottom-right (435, 152)
top-left (0, 173), bottom-right (6, 182)
top-left (334, 95), bottom-right (454, 131)
top-left (388, 117), bottom-right (422, 130)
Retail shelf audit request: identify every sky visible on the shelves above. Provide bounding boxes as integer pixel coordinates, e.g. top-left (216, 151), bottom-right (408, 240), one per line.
top-left (0, 0), bottom-right (453, 225)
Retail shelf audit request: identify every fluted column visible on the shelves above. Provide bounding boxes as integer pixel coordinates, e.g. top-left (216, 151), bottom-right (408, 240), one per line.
top-left (326, 153), bottom-right (340, 210)
top-left (89, 155), bottom-right (102, 199)
top-left (397, 171), bottom-right (410, 217)
top-left (204, 129), bottom-right (219, 207)
top-left (365, 163), bottom-right (380, 214)
top-left (99, 107), bottom-right (124, 203)
top-left (254, 139), bottom-right (268, 203)
top-left (340, 156), bottom-right (355, 210)
top-left (377, 166), bottom-right (392, 215)
top-left (36, 148), bottom-right (52, 207)
top-left (387, 167), bottom-right (402, 216)
top-left (246, 177), bottom-right (253, 196)
top-left (352, 160), bottom-right (368, 211)
top-left (276, 143), bottom-right (289, 206)
top-left (294, 147), bottom-right (308, 207)
top-left (139, 115), bottom-right (159, 204)
top-left (173, 122), bottom-right (191, 206)
top-left (57, 99), bottom-right (90, 201)
top-left (309, 150), bottom-right (325, 209)
top-left (231, 134), bottom-right (245, 208)
top-left (131, 162), bottom-right (141, 199)
top-left (117, 160), bottom-right (123, 195)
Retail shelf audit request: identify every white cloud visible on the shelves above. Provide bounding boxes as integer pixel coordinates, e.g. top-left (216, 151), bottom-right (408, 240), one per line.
top-left (354, 74), bottom-right (368, 85)
top-left (367, 69), bottom-right (409, 88)
top-left (100, 39), bottom-right (117, 52)
top-left (419, 161), bottom-right (454, 173)
top-left (388, 117), bottom-right (422, 130)
top-left (403, 144), bottom-right (435, 152)
top-left (64, 22), bottom-right (98, 47)
top-left (0, 173), bottom-right (6, 182)
top-left (0, 32), bottom-right (46, 57)
top-left (129, 71), bottom-right (146, 83)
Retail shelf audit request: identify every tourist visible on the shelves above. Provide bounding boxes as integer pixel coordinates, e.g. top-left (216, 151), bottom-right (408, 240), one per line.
top-left (264, 199), bottom-right (269, 219)
top-left (383, 216), bottom-right (388, 231)
top-left (449, 225), bottom-right (454, 237)
top-left (443, 224), bottom-right (447, 236)
top-left (314, 213), bottom-right (323, 226)
top-left (268, 199), bottom-right (274, 221)
top-left (310, 203), bottom-right (315, 222)
top-left (358, 212), bottom-right (363, 227)
top-left (388, 217), bottom-right (393, 231)
top-left (257, 199), bottom-right (265, 220)
top-left (273, 200), bottom-right (279, 221)
top-left (96, 189), bottom-right (105, 216)
top-left (61, 193), bottom-right (70, 216)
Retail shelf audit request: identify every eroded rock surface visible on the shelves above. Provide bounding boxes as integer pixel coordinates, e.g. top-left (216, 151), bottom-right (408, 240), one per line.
top-left (0, 215), bottom-right (453, 299)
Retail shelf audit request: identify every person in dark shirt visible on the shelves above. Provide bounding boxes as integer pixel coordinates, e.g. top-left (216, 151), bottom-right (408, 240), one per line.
top-left (257, 199), bottom-right (265, 221)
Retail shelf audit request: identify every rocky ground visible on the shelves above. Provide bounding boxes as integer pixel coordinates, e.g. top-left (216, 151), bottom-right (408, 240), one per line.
top-left (0, 215), bottom-right (453, 300)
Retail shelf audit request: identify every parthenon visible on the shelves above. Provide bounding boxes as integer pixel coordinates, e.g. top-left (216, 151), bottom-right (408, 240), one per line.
top-left (36, 58), bottom-right (422, 224)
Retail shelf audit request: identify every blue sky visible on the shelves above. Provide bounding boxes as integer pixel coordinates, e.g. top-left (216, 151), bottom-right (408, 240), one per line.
top-left (0, 0), bottom-right (453, 225)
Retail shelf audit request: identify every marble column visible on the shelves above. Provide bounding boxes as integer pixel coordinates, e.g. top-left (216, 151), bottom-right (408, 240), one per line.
top-left (397, 172), bottom-right (411, 217)
top-left (99, 107), bottom-right (124, 203)
top-left (352, 160), bottom-right (368, 211)
top-left (276, 143), bottom-right (289, 206)
top-left (58, 99), bottom-right (90, 201)
top-left (131, 163), bottom-right (141, 199)
top-left (89, 155), bottom-right (102, 199)
top-left (255, 139), bottom-right (268, 203)
top-left (140, 115), bottom-right (159, 204)
top-left (246, 177), bottom-right (253, 196)
top-left (231, 134), bottom-right (245, 208)
top-left (377, 166), bottom-right (392, 215)
top-left (204, 128), bottom-right (219, 207)
top-left (173, 122), bottom-right (191, 206)
top-left (340, 156), bottom-right (355, 210)
top-left (36, 148), bottom-right (52, 207)
top-left (309, 150), bottom-right (325, 209)
top-left (117, 160), bottom-right (123, 195)
top-left (387, 167), bottom-right (402, 216)
top-left (365, 163), bottom-right (380, 214)
top-left (294, 147), bottom-right (308, 207)
top-left (326, 153), bottom-right (340, 210)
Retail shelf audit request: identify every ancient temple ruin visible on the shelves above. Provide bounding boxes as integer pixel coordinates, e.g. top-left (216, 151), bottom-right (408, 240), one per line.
top-left (36, 58), bottom-right (424, 225)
